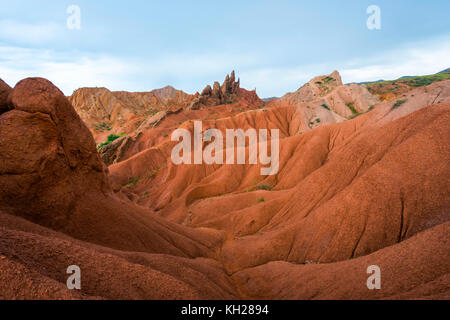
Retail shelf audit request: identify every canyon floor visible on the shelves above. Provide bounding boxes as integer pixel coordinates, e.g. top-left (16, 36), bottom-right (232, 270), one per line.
top-left (0, 71), bottom-right (449, 299)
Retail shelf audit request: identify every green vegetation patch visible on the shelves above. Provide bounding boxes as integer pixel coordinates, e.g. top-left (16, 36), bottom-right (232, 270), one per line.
top-left (97, 133), bottom-right (125, 150)
top-left (125, 177), bottom-right (140, 188)
top-left (347, 104), bottom-right (376, 120)
top-left (348, 113), bottom-right (362, 120)
top-left (346, 102), bottom-right (358, 114)
top-left (321, 103), bottom-right (330, 111)
top-left (405, 73), bottom-right (450, 87)
top-left (323, 76), bottom-right (335, 84)
top-left (143, 167), bottom-right (161, 180)
top-left (365, 72), bottom-right (450, 92)
top-left (95, 122), bottom-right (112, 131)
top-left (392, 99), bottom-right (407, 110)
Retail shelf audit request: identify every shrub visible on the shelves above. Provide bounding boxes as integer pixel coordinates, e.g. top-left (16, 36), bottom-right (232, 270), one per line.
top-left (254, 183), bottom-right (273, 191)
top-left (95, 122), bottom-right (112, 131)
top-left (97, 133), bottom-right (124, 150)
top-left (348, 113), bottom-right (361, 120)
top-left (392, 99), bottom-right (407, 110)
top-left (143, 167), bottom-right (160, 179)
top-left (107, 134), bottom-right (122, 142)
top-left (125, 177), bottom-right (140, 187)
top-left (346, 102), bottom-right (358, 114)
top-left (258, 197), bottom-right (265, 203)
top-left (321, 104), bottom-right (330, 111)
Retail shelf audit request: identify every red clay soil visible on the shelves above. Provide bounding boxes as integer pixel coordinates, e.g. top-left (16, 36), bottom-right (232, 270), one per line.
top-left (0, 76), bottom-right (449, 299)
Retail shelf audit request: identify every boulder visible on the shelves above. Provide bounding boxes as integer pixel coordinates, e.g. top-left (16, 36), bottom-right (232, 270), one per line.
top-left (0, 78), bottom-right (110, 227)
top-left (0, 78), bottom-right (12, 115)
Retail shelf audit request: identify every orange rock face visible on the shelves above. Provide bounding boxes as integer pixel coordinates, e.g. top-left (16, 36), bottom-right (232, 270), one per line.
top-left (0, 73), bottom-right (449, 300)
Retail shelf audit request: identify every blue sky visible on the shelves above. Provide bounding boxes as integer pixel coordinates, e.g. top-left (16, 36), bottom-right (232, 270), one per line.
top-left (0, 0), bottom-right (449, 97)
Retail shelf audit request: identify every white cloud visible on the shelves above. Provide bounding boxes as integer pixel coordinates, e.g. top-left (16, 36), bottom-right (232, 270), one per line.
top-left (0, 20), bottom-right (63, 45)
top-left (0, 47), bottom-right (259, 95)
top-left (340, 36), bottom-right (450, 83)
top-left (239, 36), bottom-right (450, 97)
top-left (0, 46), bottom-right (136, 94)
top-left (1, 35), bottom-right (449, 97)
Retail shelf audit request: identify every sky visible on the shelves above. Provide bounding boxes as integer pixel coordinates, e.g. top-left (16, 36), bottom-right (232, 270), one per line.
top-left (0, 0), bottom-right (449, 97)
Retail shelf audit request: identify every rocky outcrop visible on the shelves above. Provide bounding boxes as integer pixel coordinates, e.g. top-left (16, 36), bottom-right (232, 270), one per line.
top-left (276, 71), bottom-right (380, 130)
top-left (221, 70), bottom-right (240, 98)
top-left (188, 71), bottom-right (242, 110)
top-left (98, 134), bottom-right (136, 166)
top-left (0, 78), bottom-right (111, 228)
top-left (201, 85), bottom-right (212, 96)
top-left (69, 86), bottom-right (192, 141)
top-left (0, 77), bottom-right (222, 257)
top-left (69, 87), bottom-right (136, 126)
top-left (212, 81), bottom-right (222, 99)
top-left (99, 108), bottom-right (182, 165)
top-left (0, 78), bottom-right (12, 115)
top-left (152, 85), bottom-right (186, 101)
top-left (282, 70), bottom-right (343, 104)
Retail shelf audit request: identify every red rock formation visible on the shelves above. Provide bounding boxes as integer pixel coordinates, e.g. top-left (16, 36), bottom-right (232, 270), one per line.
top-left (69, 86), bottom-right (192, 144)
top-left (0, 78), bottom-right (222, 256)
top-left (0, 75), bottom-right (449, 300)
top-left (191, 70), bottom-right (246, 109)
top-left (0, 78), bottom-right (12, 114)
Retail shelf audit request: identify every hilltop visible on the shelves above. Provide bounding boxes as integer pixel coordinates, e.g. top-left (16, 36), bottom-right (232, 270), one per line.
top-left (352, 69), bottom-right (450, 101)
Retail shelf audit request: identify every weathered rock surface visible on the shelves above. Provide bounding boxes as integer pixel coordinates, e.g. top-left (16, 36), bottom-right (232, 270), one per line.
top-left (0, 78), bottom-right (222, 256)
top-left (190, 70), bottom-right (245, 109)
top-left (276, 71), bottom-right (380, 130)
top-left (69, 86), bottom-right (192, 144)
top-left (1, 75), bottom-right (449, 300)
top-left (0, 78), bottom-right (12, 114)
top-left (0, 78), bottom-right (110, 228)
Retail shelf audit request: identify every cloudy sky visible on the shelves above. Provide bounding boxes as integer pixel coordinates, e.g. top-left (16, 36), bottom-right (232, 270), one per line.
top-left (0, 0), bottom-right (449, 97)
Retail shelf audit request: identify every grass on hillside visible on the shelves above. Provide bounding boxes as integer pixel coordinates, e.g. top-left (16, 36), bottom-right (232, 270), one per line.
top-left (97, 133), bottom-right (125, 150)
top-left (346, 102), bottom-right (358, 114)
top-left (321, 103), bottom-right (330, 111)
top-left (391, 99), bottom-right (407, 110)
top-left (366, 72), bottom-right (450, 88)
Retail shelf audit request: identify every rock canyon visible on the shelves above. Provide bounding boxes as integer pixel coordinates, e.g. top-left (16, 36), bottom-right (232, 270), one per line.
top-left (0, 70), bottom-right (449, 299)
